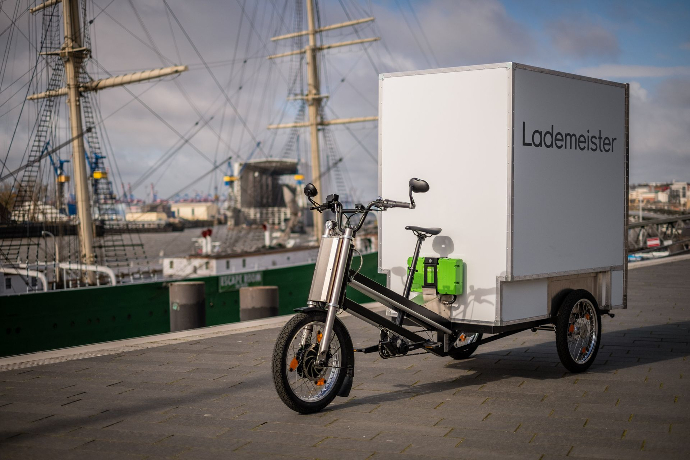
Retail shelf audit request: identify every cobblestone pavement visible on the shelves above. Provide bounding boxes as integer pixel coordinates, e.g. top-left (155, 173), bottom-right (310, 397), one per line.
top-left (1, 260), bottom-right (689, 459)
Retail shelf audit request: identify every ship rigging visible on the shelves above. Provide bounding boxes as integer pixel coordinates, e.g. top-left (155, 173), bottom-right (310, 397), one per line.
top-left (0, 0), bottom-right (386, 294)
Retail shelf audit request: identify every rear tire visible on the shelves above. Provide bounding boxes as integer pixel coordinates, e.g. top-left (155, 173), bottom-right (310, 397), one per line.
top-left (448, 332), bottom-right (482, 360)
top-left (556, 290), bottom-right (601, 373)
top-left (272, 311), bottom-right (354, 414)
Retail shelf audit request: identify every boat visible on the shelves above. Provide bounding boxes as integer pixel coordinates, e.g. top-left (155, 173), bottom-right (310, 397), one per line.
top-left (0, 0), bottom-right (384, 357)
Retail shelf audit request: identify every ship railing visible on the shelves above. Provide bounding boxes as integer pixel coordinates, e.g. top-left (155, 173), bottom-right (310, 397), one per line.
top-left (12, 262), bottom-right (117, 289)
top-left (58, 263), bottom-right (117, 287)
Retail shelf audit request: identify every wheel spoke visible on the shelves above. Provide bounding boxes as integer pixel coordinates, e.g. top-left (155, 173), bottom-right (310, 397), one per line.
top-left (283, 320), bottom-right (342, 403)
top-left (565, 299), bottom-right (597, 365)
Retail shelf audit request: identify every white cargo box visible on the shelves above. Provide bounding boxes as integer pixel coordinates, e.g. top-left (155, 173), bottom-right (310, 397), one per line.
top-left (378, 63), bottom-right (628, 328)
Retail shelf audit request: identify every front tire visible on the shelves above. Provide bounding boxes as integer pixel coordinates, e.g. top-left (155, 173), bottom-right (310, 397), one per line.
top-left (272, 311), bottom-right (354, 414)
top-left (556, 290), bottom-right (601, 373)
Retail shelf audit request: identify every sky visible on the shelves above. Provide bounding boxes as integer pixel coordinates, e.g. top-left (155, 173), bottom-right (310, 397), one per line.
top-left (1, 0), bottom-right (689, 203)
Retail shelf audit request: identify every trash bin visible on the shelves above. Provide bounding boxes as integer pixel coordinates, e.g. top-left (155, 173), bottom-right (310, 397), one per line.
top-left (169, 281), bottom-right (206, 332)
top-left (239, 286), bottom-right (279, 321)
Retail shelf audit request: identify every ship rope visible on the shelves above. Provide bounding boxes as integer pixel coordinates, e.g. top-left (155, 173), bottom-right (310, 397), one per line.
top-left (1, 0), bottom-right (387, 291)
top-left (0, 1), bottom-right (63, 290)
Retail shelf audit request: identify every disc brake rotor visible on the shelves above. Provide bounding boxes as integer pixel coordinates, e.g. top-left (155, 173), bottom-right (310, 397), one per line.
top-left (285, 320), bottom-right (342, 402)
top-left (573, 317), bottom-right (591, 339)
top-left (293, 344), bottom-right (331, 382)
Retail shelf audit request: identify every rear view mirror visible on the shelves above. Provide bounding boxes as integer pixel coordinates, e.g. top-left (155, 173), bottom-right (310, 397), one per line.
top-left (304, 183), bottom-right (318, 198)
top-left (409, 178), bottom-right (429, 194)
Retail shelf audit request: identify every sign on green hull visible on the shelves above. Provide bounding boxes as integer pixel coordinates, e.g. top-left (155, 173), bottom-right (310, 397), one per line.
top-left (218, 271), bottom-right (262, 292)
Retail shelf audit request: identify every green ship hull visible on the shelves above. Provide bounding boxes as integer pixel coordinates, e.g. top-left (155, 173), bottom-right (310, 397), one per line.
top-left (0, 252), bottom-right (384, 358)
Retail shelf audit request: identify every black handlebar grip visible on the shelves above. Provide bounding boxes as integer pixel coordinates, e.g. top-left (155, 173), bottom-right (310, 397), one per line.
top-left (385, 200), bottom-right (411, 209)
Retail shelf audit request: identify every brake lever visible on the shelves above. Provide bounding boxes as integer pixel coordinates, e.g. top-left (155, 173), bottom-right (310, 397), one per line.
top-left (308, 196), bottom-right (328, 213)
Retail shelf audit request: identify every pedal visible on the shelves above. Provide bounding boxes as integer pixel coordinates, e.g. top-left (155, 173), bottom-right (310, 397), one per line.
top-left (354, 345), bottom-right (379, 354)
top-left (378, 332), bottom-right (410, 359)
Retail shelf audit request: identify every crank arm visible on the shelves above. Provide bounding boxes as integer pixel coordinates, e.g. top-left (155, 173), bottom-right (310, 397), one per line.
top-left (411, 340), bottom-right (438, 351)
top-left (354, 340), bottom-right (433, 354)
top-left (353, 345), bottom-right (379, 354)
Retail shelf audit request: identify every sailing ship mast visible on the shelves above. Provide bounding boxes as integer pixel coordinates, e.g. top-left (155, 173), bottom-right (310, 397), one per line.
top-left (268, 0), bottom-right (378, 239)
top-left (27, 0), bottom-right (187, 281)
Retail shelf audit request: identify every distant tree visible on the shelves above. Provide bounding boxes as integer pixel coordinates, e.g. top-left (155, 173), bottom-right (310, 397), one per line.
top-left (0, 183), bottom-right (16, 219)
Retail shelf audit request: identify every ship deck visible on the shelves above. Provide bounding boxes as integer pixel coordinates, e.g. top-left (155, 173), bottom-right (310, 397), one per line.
top-left (1, 257), bottom-right (689, 459)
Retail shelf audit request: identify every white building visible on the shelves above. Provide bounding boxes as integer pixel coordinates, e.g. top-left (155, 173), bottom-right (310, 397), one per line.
top-left (125, 211), bottom-right (168, 222)
top-left (629, 187), bottom-right (669, 204)
top-left (670, 182), bottom-right (688, 207)
top-left (170, 202), bottom-right (218, 220)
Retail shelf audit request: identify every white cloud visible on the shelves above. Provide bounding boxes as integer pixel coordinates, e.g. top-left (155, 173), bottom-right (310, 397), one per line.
top-left (629, 78), bottom-right (690, 183)
top-left (578, 64), bottom-right (690, 79)
top-left (2, 0), bottom-right (688, 202)
top-left (82, 0), bottom-right (537, 199)
top-left (629, 81), bottom-right (647, 102)
top-left (547, 15), bottom-right (620, 60)
top-left (373, 0), bottom-right (536, 70)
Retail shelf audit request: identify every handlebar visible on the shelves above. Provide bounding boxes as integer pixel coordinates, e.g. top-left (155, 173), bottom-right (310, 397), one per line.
top-left (308, 196), bottom-right (413, 235)
top-left (309, 203), bottom-right (330, 212)
top-left (381, 199), bottom-right (411, 209)
top-left (305, 178), bottom-right (428, 236)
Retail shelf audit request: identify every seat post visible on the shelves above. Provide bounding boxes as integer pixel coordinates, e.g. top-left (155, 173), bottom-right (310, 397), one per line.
top-left (396, 232), bottom-right (425, 326)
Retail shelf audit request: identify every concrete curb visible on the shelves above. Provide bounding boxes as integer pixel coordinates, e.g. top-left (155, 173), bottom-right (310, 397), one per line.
top-left (0, 303), bottom-right (385, 371)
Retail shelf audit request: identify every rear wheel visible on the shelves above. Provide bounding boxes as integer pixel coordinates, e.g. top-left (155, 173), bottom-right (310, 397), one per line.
top-left (448, 332), bottom-right (482, 360)
top-left (556, 290), bottom-right (601, 373)
top-left (272, 311), bottom-right (353, 414)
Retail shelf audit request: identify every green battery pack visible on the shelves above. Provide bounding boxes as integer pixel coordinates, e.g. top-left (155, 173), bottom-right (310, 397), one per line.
top-left (406, 257), bottom-right (464, 295)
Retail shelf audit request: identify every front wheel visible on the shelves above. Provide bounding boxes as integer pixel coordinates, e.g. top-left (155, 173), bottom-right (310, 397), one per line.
top-left (272, 311), bottom-right (354, 414)
top-left (556, 290), bottom-right (601, 373)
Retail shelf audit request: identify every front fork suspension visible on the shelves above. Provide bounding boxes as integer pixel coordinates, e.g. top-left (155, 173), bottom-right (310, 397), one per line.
top-left (317, 228), bottom-right (353, 364)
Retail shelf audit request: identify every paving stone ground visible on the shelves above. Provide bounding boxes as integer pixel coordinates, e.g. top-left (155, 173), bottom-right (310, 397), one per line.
top-left (1, 260), bottom-right (689, 459)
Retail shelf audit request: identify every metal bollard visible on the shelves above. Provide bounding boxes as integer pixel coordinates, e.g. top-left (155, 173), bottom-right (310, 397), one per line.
top-left (169, 281), bottom-right (206, 332)
top-left (239, 286), bottom-right (279, 321)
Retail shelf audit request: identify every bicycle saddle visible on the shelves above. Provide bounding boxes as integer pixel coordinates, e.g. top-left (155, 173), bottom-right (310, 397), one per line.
top-left (405, 226), bottom-right (441, 236)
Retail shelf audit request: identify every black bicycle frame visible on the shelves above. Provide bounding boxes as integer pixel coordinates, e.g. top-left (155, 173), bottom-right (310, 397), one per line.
top-left (341, 268), bottom-right (554, 355)
top-left (303, 180), bottom-right (552, 361)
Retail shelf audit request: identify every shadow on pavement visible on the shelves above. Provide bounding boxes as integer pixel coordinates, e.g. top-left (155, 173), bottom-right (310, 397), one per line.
top-left (4, 321), bottom-right (688, 431)
top-left (326, 320), bottom-right (690, 412)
